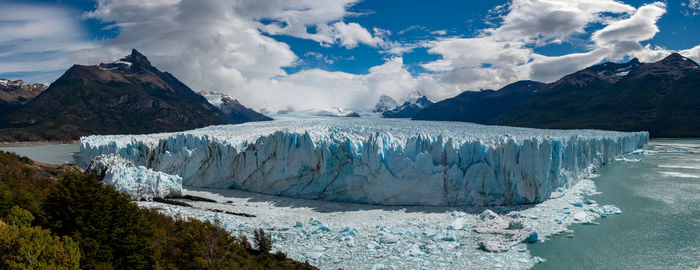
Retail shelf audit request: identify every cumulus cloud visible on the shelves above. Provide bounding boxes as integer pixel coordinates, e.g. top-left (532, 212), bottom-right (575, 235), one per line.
top-left (488, 0), bottom-right (635, 44)
top-left (78, 0), bottom-right (414, 111)
top-left (251, 0), bottom-right (387, 48)
top-left (4, 0), bottom-right (699, 111)
top-left (0, 3), bottom-right (94, 82)
top-left (422, 1), bottom-right (676, 92)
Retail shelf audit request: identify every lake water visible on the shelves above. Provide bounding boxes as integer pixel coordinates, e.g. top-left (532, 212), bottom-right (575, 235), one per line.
top-left (529, 139), bottom-right (700, 270)
top-left (0, 143), bottom-right (80, 165)
top-left (0, 140), bottom-right (697, 269)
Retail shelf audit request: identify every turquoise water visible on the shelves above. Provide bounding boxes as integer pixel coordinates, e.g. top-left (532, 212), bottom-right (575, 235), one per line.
top-left (530, 139), bottom-right (700, 270)
top-left (0, 144), bottom-right (80, 165)
top-left (1, 140), bottom-right (698, 269)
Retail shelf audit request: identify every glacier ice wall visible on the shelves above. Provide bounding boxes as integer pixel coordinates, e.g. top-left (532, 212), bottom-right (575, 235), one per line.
top-left (86, 154), bottom-right (183, 200)
top-left (79, 118), bottom-right (648, 206)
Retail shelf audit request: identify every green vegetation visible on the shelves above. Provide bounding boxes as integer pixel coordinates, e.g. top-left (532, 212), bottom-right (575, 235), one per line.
top-left (0, 208), bottom-right (81, 270)
top-left (253, 228), bottom-right (273, 254)
top-left (0, 150), bottom-right (315, 270)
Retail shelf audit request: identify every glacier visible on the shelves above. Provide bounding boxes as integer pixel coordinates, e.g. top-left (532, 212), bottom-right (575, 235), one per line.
top-left (86, 154), bottom-right (183, 200)
top-left (79, 118), bottom-right (648, 206)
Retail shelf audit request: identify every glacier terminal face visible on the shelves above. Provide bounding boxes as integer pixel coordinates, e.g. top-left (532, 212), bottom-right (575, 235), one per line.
top-left (79, 118), bottom-right (648, 206)
top-left (86, 154), bottom-right (183, 200)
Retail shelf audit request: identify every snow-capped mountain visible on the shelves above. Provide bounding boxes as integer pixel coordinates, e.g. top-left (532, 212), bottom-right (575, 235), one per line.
top-left (311, 107), bottom-right (361, 118)
top-left (419, 53), bottom-right (700, 137)
top-left (199, 91), bottom-right (272, 122)
top-left (373, 95), bottom-right (399, 113)
top-left (382, 95), bottom-right (433, 118)
top-left (0, 79), bottom-right (48, 114)
top-left (0, 49), bottom-right (266, 142)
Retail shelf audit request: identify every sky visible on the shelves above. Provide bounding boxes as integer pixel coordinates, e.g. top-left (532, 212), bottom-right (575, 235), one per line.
top-left (1, 0), bottom-right (699, 111)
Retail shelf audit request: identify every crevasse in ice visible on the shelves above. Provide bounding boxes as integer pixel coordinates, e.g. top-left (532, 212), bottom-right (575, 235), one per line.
top-left (79, 118), bottom-right (648, 206)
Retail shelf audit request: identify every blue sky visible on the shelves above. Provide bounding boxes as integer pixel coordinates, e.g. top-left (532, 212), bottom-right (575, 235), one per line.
top-left (1, 0), bottom-right (699, 110)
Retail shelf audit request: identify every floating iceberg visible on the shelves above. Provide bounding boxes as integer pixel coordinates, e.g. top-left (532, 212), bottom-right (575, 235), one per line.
top-left (79, 118), bottom-right (647, 206)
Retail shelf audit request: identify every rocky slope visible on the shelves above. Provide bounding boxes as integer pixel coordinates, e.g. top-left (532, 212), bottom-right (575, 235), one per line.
top-left (382, 96), bottom-right (433, 118)
top-left (414, 53), bottom-right (700, 137)
top-left (495, 53), bottom-right (700, 137)
top-left (0, 79), bottom-right (48, 114)
top-left (0, 49), bottom-right (268, 142)
top-left (413, 81), bottom-right (546, 123)
top-left (200, 91), bottom-right (272, 122)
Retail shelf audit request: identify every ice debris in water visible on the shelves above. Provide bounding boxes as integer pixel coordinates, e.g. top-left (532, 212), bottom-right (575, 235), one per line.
top-left (80, 118), bottom-right (648, 206)
top-left (86, 154), bottom-right (183, 200)
top-left (474, 210), bottom-right (539, 252)
top-left (588, 205), bottom-right (622, 216)
top-left (132, 178), bottom-right (622, 269)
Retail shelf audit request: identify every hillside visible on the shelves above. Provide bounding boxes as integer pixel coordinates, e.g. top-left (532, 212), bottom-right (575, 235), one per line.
top-left (0, 150), bottom-right (315, 269)
top-left (413, 53), bottom-right (700, 138)
top-left (200, 91), bottom-right (272, 122)
top-left (0, 79), bottom-right (47, 115)
top-left (0, 50), bottom-right (270, 142)
top-left (413, 80), bottom-right (546, 123)
top-left (495, 53), bottom-right (700, 137)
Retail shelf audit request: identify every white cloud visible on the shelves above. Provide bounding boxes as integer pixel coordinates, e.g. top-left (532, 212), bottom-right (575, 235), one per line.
top-left (487, 0), bottom-right (635, 44)
top-left (681, 0), bottom-right (700, 16)
top-left (0, 3), bottom-right (94, 82)
top-left (251, 0), bottom-right (386, 48)
top-left (680, 44), bottom-right (700, 62)
top-left (78, 0), bottom-right (414, 111)
top-left (421, 1), bottom-right (677, 93)
top-left (4, 0), bottom-right (699, 112)
top-left (323, 21), bottom-right (385, 48)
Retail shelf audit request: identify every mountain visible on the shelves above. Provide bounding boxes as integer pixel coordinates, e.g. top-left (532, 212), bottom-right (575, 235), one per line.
top-left (373, 95), bottom-right (399, 113)
top-left (549, 58), bottom-right (641, 88)
top-left (413, 80), bottom-right (546, 123)
top-left (0, 49), bottom-right (265, 142)
top-left (495, 53), bottom-right (700, 137)
top-left (0, 79), bottom-right (48, 114)
top-left (200, 91), bottom-right (272, 122)
top-left (312, 107), bottom-right (361, 117)
top-left (413, 53), bottom-right (700, 137)
top-left (383, 96), bottom-right (433, 118)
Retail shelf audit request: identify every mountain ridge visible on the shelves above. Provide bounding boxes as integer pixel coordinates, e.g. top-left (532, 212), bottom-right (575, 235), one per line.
top-left (0, 49), bottom-right (270, 142)
top-left (413, 53), bottom-right (700, 137)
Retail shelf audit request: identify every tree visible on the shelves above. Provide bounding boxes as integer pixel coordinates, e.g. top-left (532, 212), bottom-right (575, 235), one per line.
top-left (0, 223), bottom-right (80, 269)
top-left (42, 169), bottom-right (156, 269)
top-left (5, 206), bottom-right (34, 227)
top-left (253, 228), bottom-right (272, 254)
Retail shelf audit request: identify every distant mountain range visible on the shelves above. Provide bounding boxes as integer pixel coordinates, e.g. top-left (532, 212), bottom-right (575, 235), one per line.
top-left (379, 95), bottom-right (434, 118)
top-left (0, 49), bottom-right (270, 142)
top-left (0, 79), bottom-right (48, 115)
top-left (413, 53), bottom-right (700, 138)
top-left (200, 91), bottom-right (271, 122)
top-left (413, 80), bottom-right (546, 123)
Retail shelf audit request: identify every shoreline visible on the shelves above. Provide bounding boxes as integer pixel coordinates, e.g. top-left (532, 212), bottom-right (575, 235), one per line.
top-left (0, 140), bottom-right (79, 147)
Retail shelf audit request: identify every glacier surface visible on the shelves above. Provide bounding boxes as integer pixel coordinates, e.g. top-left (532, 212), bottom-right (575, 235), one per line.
top-left (79, 118), bottom-right (648, 206)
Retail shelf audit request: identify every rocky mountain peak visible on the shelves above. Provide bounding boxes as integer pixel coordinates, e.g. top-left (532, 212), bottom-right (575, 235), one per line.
top-left (97, 49), bottom-right (153, 73)
top-left (373, 95), bottom-right (399, 113)
top-left (626, 52), bottom-right (699, 80)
